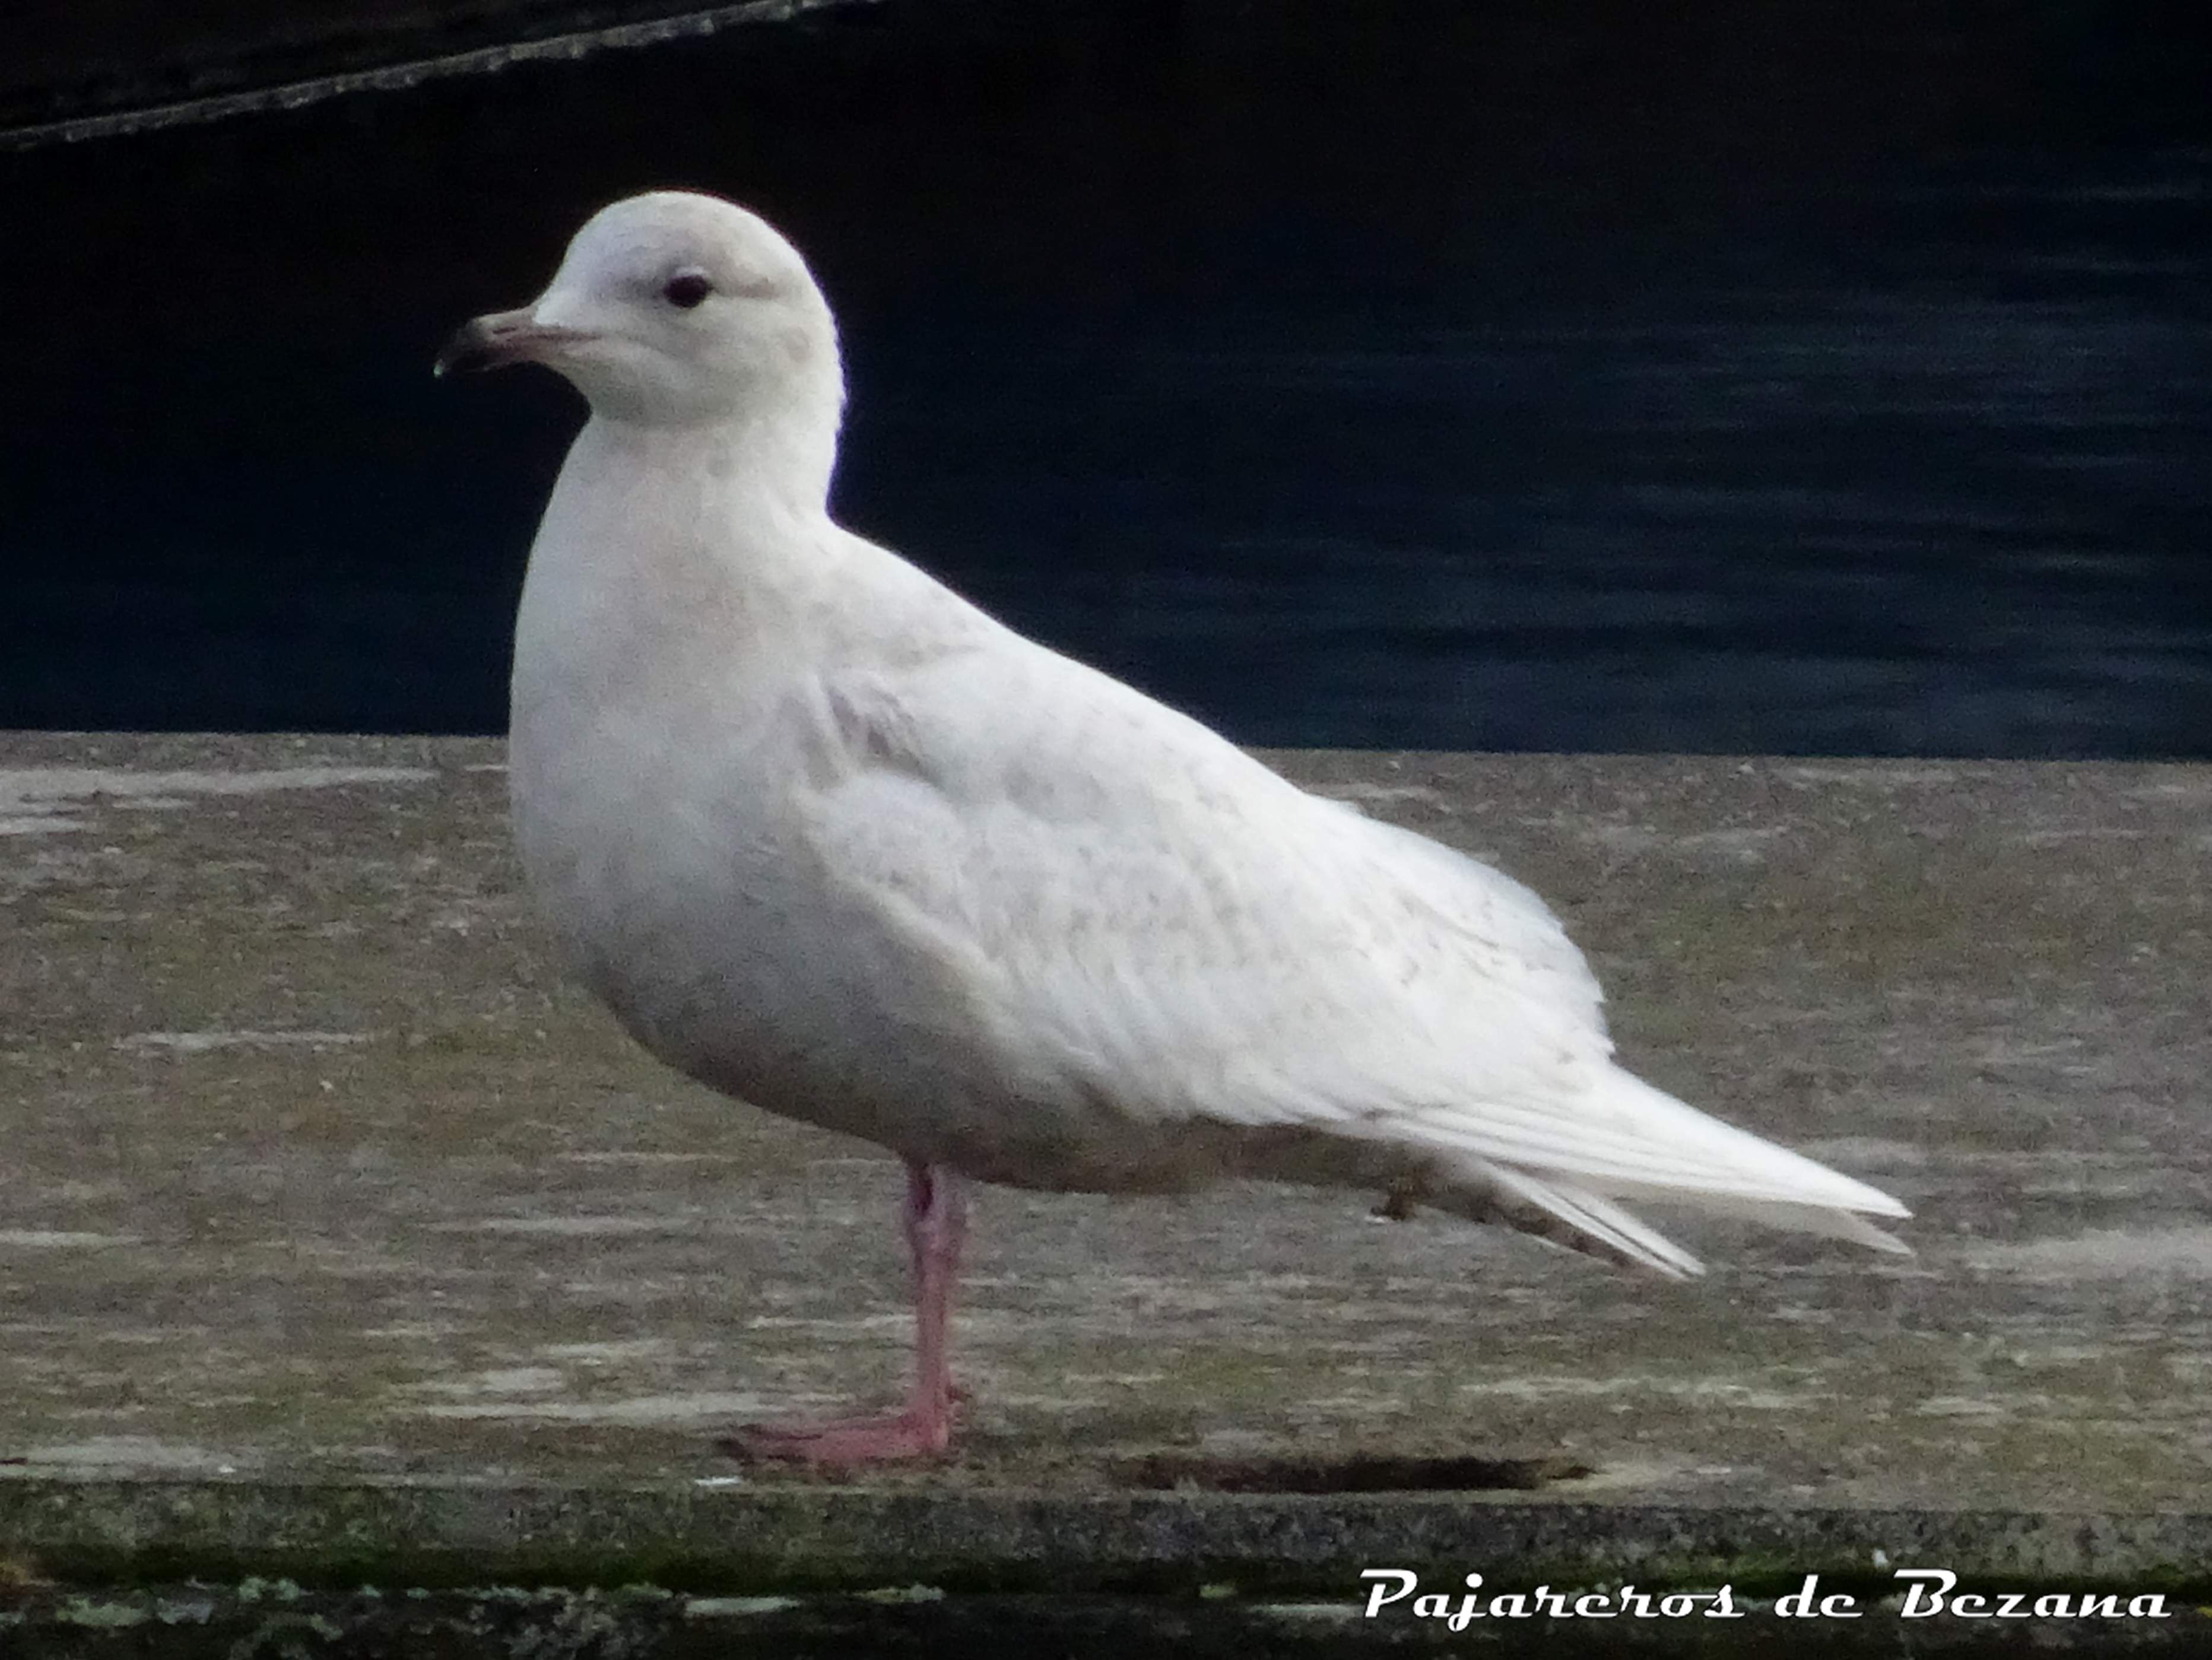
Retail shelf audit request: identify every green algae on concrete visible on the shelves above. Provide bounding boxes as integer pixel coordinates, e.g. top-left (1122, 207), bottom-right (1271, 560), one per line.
top-left (4, 1478), bottom-right (2212, 1598)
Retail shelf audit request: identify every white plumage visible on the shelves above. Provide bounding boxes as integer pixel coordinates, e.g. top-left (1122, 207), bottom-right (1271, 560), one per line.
top-left (442, 191), bottom-right (1908, 1461)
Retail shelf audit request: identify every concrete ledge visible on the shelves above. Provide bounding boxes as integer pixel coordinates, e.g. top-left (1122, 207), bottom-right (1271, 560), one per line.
top-left (2, 731), bottom-right (2209, 1645)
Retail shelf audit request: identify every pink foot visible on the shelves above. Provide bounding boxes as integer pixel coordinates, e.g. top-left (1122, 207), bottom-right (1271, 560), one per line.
top-left (722, 1160), bottom-right (970, 1468)
top-left (722, 1402), bottom-right (953, 1466)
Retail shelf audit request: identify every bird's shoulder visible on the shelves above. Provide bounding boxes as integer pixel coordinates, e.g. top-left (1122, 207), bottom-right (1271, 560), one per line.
top-left (798, 537), bottom-right (1291, 821)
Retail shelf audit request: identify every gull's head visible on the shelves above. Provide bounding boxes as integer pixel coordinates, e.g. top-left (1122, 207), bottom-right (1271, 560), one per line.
top-left (436, 191), bottom-right (842, 433)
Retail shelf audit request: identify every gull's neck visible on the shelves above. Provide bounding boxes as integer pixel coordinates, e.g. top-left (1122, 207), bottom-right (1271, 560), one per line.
top-left (576, 404), bottom-right (839, 525)
top-left (512, 404), bottom-right (850, 734)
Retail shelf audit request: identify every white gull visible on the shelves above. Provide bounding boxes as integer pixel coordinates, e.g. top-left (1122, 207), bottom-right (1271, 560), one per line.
top-left (437, 190), bottom-right (1910, 1464)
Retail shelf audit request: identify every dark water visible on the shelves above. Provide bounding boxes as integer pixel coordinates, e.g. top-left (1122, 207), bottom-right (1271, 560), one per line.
top-left (4, 0), bottom-right (2208, 755)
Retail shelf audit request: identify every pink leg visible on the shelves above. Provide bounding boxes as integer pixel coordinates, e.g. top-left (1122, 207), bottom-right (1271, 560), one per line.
top-left (725, 1159), bottom-right (968, 1465)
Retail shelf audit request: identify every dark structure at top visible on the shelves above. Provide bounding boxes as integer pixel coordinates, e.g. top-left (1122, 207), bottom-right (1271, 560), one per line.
top-left (5, 0), bottom-right (881, 144)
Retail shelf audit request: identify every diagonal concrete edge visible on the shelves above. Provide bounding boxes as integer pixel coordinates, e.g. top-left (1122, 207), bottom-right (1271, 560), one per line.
top-left (1, 0), bottom-right (884, 150)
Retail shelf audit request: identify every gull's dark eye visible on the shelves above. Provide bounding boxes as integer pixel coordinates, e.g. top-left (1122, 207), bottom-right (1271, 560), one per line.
top-left (662, 271), bottom-right (713, 309)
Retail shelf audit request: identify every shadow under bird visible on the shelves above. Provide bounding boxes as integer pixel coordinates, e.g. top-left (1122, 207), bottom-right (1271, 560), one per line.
top-left (437, 190), bottom-right (1911, 1465)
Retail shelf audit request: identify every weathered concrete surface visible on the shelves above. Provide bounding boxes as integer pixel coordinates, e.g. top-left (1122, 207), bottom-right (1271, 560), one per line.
top-left (2, 733), bottom-right (2209, 1604)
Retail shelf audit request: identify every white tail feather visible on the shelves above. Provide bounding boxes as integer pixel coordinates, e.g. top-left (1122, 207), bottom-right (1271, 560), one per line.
top-left (1432, 1164), bottom-right (1708, 1280)
top-left (1609, 1192), bottom-right (1915, 1256)
top-left (1411, 1067), bottom-right (1912, 1276)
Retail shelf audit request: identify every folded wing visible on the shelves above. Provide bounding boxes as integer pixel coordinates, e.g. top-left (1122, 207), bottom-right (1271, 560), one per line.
top-left (795, 624), bottom-right (1909, 1272)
